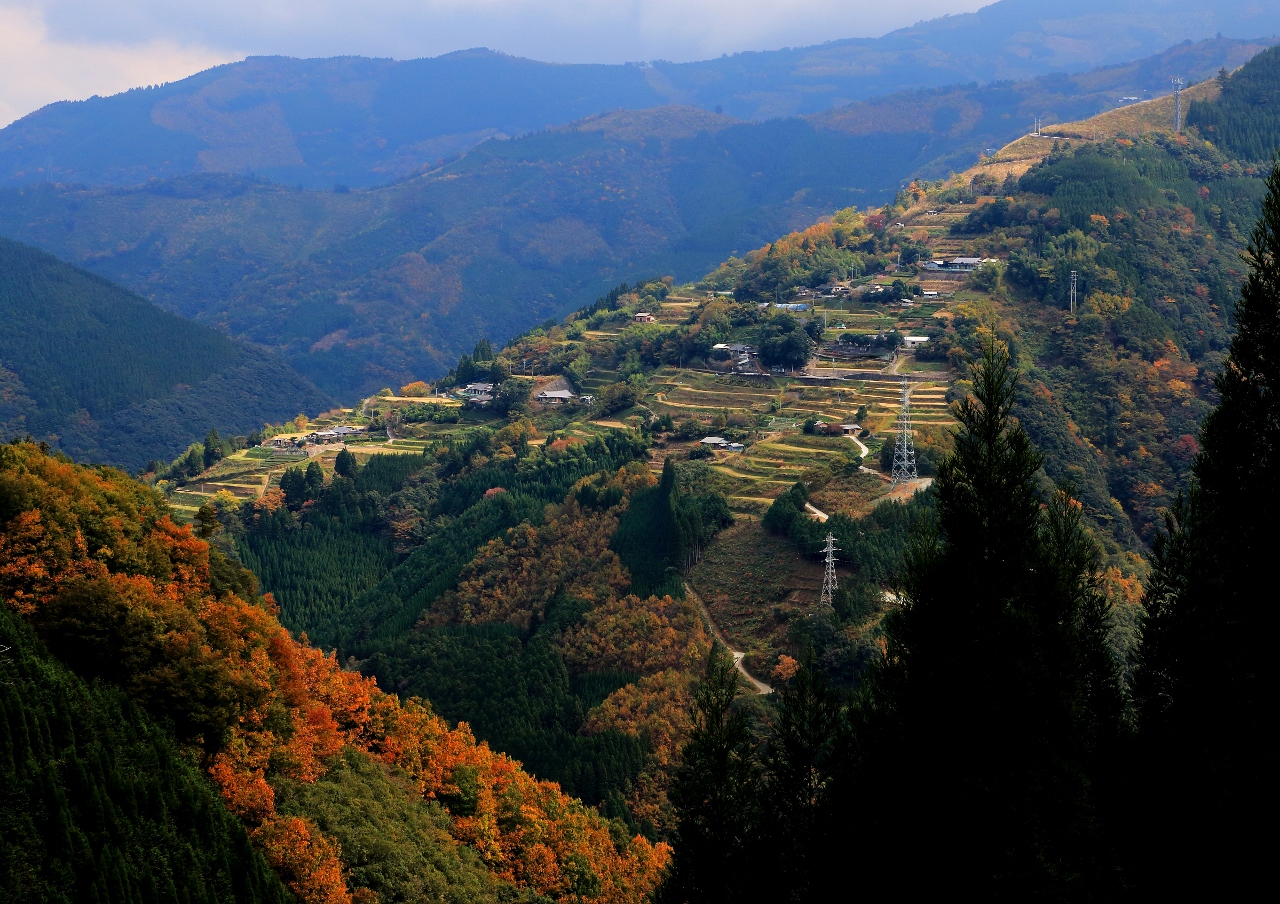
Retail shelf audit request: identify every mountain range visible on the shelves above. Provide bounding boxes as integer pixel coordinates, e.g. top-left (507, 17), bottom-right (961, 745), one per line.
top-left (0, 36), bottom-right (1272, 400)
top-left (1, 0), bottom-right (1277, 189)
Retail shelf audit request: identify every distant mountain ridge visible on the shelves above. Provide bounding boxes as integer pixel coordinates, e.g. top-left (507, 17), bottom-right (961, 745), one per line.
top-left (1, 0), bottom-right (1276, 189)
top-left (0, 237), bottom-right (332, 471)
top-left (0, 38), bottom-right (1274, 401)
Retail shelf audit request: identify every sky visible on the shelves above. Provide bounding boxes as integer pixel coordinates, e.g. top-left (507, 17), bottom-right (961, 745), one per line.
top-left (0, 0), bottom-right (986, 126)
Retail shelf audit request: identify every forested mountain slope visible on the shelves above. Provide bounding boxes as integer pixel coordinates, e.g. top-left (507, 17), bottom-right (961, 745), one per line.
top-left (0, 606), bottom-right (293, 904)
top-left (704, 45), bottom-right (1279, 555)
top-left (0, 238), bottom-right (331, 471)
top-left (0, 40), bottom-right (1272, 402)
top-left (2, 1), bottom-right (1276, 188)
top-left (1188, 43), bottom-right (1280, 161)
top-left (0, 441), bottom-right (667, 904)
top-left (0, 108), bottom-right (928, 398)
top-left (810, 35), bottom-right (1270, 178)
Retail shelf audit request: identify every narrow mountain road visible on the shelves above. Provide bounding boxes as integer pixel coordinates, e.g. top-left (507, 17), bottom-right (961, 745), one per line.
top-left (685, 582), bottom-right (773, 695)
top-left (804, 502), bottom-right (829, 522)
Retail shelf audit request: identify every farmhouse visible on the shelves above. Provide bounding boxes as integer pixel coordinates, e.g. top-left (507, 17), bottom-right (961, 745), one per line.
top-left (903, 336), bottom-right (930, 349)
top-left (922, 257), bottom-right (996, 272)
top-left (699, 436), bottom-right (729, 448)
top-left (634, 312), bottom-right (656, 323)
top-left (460, 383), bottom-right (494, 398)
top-left (536, 389), bottom-right (577, 405)
top-left (306, 426), bottom-right (365, 443)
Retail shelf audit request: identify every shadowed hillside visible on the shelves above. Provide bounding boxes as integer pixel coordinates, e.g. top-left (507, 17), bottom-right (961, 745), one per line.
top-left (0, 238), bottom-right (331, 470)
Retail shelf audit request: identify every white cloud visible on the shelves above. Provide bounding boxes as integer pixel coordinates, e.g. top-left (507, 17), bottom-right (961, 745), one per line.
top-left (0, 4), bottom-right (232, 126)
top-left (1, 0), bottom-right (985, 125)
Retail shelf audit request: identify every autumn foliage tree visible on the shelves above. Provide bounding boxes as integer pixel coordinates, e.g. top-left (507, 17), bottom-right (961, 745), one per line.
top-left (0, 441), bottom-right (670, 904)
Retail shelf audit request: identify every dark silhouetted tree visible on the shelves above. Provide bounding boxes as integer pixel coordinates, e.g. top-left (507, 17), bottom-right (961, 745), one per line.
top-left (1130, 157), bottom-right (1280, 897)
top-left (849, 339), bottom-right (1123, 896)
top-left (664, 648), bottom-right (762, 904)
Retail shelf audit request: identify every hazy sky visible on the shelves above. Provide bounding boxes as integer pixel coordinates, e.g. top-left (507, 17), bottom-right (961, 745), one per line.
top-left (0, 0), bottom-right (986, 126)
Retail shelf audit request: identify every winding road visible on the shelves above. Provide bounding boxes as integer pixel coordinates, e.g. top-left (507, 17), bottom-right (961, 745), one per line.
top-left (685, 583), bottom-right (773, 695)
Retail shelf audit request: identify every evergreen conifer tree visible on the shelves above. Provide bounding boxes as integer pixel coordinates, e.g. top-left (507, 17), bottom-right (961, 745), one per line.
top-left (664, 649), bottom-right (762, 904)
top-left (1131, 158), bottom-right (1280, 896)
top-left (279, 464), bottom-right (307, 508)
top-left (203, 428), bottom-right (223, 468)
top-left (304, 460), bottom-right (325, 496)
top-left (335, 449), bottom-right (358, 479)
top-left (851, 340), bottom-right (1122, 896)
top-left (758, 660), bottom-right (844, 902)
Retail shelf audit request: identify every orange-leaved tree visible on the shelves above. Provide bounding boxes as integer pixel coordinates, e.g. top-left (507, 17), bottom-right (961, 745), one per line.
top-left (0, 441), bottom-right (669, 904)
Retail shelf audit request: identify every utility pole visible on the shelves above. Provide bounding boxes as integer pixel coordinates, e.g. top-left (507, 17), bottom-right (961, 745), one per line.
top-left (890, 379), bottom-right (918, 486)
top-left (1172, 77), bottom-right (1185, 134)
top-left (1070, 270), bottom-right (1078, 314)
top-left (819, 533), bottom-right (840, 609)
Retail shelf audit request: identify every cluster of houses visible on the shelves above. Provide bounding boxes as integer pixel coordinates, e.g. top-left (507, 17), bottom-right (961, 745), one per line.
top-left (922, 257), bottom-right (998, 272)
top-left (810, 422), bottom-right (863, 436)
top-left (263, 424), bottom-right (366, 452)
top-left (712, 342), bottom-right (754, 369)
top-left (698, 436), bottom-right (746, 453)
top-left (306, 425), bottom-right (366, 443)
top-left (459, 382), bottom-right (495, 405)
top-left (794, 284), bottom-right (853, 299)
top-left (458, 381), bottom-right (591, 408)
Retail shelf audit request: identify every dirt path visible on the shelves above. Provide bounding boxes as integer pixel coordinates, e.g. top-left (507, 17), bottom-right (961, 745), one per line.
top-left (884, 476), bottom-right (934, 502)
top-left (804, 502), bottom-right (829, 522)
top-left (685, 582), bottom-right (773, 695)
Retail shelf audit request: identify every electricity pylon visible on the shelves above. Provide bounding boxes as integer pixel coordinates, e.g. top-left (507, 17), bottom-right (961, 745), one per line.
top-left (819, 533), bottom-right (840, 608)
top-left (891, 379), bottom-right (918, 486)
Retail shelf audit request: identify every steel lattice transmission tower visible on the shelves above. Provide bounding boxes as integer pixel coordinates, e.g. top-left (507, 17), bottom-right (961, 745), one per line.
top-left (1172, 77), bottom-right (1185, 134)
top-left (819, 533), bottom-right (840, 609)
top-left (890, 379), bottom-right (919, 486)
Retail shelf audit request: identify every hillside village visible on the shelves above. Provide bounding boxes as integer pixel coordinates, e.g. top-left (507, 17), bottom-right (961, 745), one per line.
top-left (160, 79), bottom-right (1211, 528)
top-left (135, 64), bottom-right (1273, 730)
